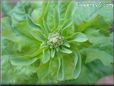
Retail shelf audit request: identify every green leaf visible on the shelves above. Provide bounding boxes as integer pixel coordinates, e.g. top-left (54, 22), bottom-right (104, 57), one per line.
top-left (57, 57), bottom-right (64, 81)
top-left (60, 47), bottom-right (72, 54)
top-left (85, 29), bottom-right (112, 46)
top-left (27, 15), bottom-right (43, 30)
top-left (74, 53), bottom-right (78, 67)
top-left (37, 62), bottom-right (50, 83)
top-left (72, 33), bottom-right (88, 42)
top-left (55, 6), bottom-right (60, 27)
top-left (63, 42), bottom-right (70, 48)
top-left (30, 29), bottom-right (45, 42)
top-left (10, 57), bottom-right (39, 66)
top-left (38, 1), bottom-right (49, 25)
top-left (41, 50), bottom-right (50, 64)
top-left (62, 54), bottom-right (74, 80)
top-left (15, 20), bottom-right (36, 40)
top-left (51, 49), bottom-right (55, 58)
top-left (59, 1), bottom-right (73, 32)
top-left (40, 42), bottom-right (47, 48)
top-left (2, 1), bottom-right (12, 16)
top-left (2, 17), bottom-right (15, 41)
top-left (74, 2), bottom-right (113, 25)
top-left (64, 1), bottom-right (73, 19)
top-left (63, 60), bottom-right (113, 84)
top-left (73, 52), bottom-right (81, 79)
top-left (85, 48), bottom-right (113, 65)
top-left (97, 4), bottom-right (113, 22)
top-left (31, 7), bottom-right (42, 24)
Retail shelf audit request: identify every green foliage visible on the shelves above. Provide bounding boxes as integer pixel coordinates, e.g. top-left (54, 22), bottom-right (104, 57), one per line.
top-left (84, 48), bottom-right (113, 65)
top-left (1, 0), bottom-right (113, 84)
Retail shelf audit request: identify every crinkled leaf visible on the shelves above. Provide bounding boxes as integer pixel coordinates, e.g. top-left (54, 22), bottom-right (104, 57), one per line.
top-left (63, 60), bottom-right (113, 84)
top-left (1, 0), bottom-right (113, 84)
top-left (74, 2), bottom-right (113, 25)
top-left (85, 48), bottom-right (113, 65)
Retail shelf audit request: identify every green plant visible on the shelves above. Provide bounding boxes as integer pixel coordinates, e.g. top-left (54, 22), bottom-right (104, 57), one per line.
top-left (1, 0), bottom-right (113, 84)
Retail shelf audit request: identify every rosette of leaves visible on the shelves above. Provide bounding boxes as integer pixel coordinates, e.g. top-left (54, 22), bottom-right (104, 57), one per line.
top-left (1, 0), bottom-right (113, 84)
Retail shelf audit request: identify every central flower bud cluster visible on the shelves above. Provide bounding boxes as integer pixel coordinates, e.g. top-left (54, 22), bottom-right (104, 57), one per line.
top-left (47, 33), bottom-right (64, 48)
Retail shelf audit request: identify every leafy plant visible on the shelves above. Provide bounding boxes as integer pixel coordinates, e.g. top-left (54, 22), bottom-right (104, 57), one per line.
top-left (1, 0), bottom-right (113, 84)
